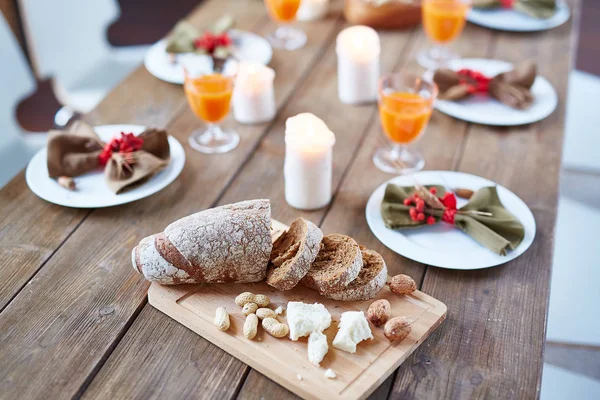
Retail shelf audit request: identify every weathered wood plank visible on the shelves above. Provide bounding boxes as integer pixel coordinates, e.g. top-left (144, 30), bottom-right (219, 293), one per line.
top-left (0, 4), bottom-right (344, 400)
top-left (390, 209), bottom-right (557, 399)
top-left (81, 17), bottom-right (418, 400)
top-left (389, 2), bottom-right (579, 399)
top-left (0, 0), bottom-right (266, 312)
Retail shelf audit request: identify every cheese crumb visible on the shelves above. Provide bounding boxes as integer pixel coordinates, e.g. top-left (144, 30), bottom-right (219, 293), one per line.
top-left (296, 374), bottom-right (303, 381)
top-left (324, 369), bottom-right (336, 379)
top-left (275, 306), bottom-right (284, 315)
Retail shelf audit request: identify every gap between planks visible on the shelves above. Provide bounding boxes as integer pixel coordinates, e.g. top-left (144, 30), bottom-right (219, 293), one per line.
top-left (232, 25), bottom-right (422, 400)
top-left (71, 11), bottom-right (347, 400)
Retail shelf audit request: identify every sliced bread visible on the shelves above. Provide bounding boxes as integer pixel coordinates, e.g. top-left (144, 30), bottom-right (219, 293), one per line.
top-left (302, 234), bottom-right (362, 294)
top-left (323, 246), bottom-right (388, 301)
top-left (266, 218), bottom-right (323, 291)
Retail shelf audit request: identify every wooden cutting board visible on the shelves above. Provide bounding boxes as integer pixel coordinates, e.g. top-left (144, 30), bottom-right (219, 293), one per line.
top-left (148, 220), bottom-right (447, 400)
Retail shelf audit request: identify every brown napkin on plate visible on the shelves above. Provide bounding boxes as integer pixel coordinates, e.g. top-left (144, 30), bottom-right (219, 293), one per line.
top-left (381, 184), bottom-right (526, 256)
top-left (473, 0), bottom-right (557, 19)
top-left (433, 60), bottom-right (537, 109)
top-left (47, 121), bottom-right (170, 194)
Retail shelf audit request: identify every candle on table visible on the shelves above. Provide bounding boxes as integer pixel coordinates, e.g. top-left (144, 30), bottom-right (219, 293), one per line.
top-left (297, 0), bottom-right (329, 21)
top-left (233, 61), bottom-right (276, 124)
top-left (336, 25), bottom-right (381, 105)
top-left (284, 113), bottom-right (336, 210)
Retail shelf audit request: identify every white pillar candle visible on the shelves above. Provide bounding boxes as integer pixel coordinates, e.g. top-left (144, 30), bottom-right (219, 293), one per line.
top-left (297, 0), bottom-right (329, 21)
top-left (336, 25), bottom-right (381, 105)
top-left (284, 113), bottom-right (336, 210)
top-left (233, 62), bottom-right (276, 124)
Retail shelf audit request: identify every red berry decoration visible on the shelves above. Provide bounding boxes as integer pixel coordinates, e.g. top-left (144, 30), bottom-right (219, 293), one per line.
top-left (403, 198), bottom-right (412, 206)
top-left (427, 216), bottom-right (436, 225)
top-left (215, 32), bottom-right (232, 47)
top-left (194, 32), bottom-right (217, 53)
top-left (441, 192), bottom-right (457, 210)
top-left (417, 212), bottom-right (425, 221)
top-left (409, 207), bottom-right (418, 221)
top-left (98, 132), bottom-right (143, 166)
top-left (415, 200), bottom-right (425, 212)
top-left (429, 187), bottom-right (437, 195)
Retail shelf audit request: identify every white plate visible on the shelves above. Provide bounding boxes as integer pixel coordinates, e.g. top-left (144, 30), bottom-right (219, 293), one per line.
top-left (365, 171), bottom-right (536, 270)
top-left (144, 29), bottom-right (273, 84)
top-left (426, 58), bottom-right (558, 126)
top-left (468, 1), bottom-right (570, 32)
top-left (26, 125), bottom-right (185, 208)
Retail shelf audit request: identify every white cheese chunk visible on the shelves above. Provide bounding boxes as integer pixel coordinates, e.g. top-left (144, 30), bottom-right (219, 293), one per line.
top-left (286, 302), bottom-right (332, 341)
top-left (307, 331), bottom-right (328, 366)
top-left (324, 369), bottom-right (336, 379)
top-left (332, 311), bottom-right (373, 353)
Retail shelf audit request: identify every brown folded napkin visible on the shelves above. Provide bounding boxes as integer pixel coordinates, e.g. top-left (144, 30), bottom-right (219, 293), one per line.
top-left (381, 184), bottom-right (526, 255)
top-left (47, 121), bottom-right (170, 194)
top-left (433, 60), bottom-right (537, 109)
top-left (473, 0), bottom-right (557, 19)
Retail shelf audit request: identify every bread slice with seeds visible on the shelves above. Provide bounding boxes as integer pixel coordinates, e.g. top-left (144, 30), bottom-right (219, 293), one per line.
top-left (266, 218), bottom-right (323, 291)
top-left (323, 246), bottom-right (388, 301)
top-left (302, 234), bottom-right (362, 294)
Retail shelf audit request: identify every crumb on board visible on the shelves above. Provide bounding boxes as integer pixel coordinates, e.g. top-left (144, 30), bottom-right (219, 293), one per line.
top-left (275, 306), bottom-right (284, 315)
top-left (324, 369), bottom-right (336, 379)
top-left (297, 374), bottom-right (303, 381)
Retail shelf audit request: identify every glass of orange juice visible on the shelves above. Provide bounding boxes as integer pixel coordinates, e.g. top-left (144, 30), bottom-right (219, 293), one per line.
top-left (184, 67), bottom-right (238, 154)
top-left (418, 0), bottom-right (471, 70)
top-left (374, 72), bottom-right (438, 174)
top-left (264, 0), bottom-right (306, 50)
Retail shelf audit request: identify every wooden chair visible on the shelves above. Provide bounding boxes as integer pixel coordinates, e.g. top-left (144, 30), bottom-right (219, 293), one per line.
top-left (18, 0), bottom-right (149, 124)
top-left (0, 11), bottom-right (46, 188)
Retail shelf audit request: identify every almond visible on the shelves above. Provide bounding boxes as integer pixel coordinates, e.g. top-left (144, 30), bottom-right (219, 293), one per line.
top-left (367, 299), bottom-right (391, 327)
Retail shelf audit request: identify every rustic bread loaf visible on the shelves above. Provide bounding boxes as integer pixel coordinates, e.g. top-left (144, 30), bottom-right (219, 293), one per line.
top-left (323, 246), bottom-right (388, 301)
top-left (132, 199), bottom-right (272, 285)
top-left (302, 234), bottom-right (362, 294)
top-left (266, 218), bottom-right (323, 291)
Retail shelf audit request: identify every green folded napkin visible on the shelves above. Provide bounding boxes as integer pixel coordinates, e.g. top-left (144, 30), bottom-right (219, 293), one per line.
top-left (165, 21), bottom-right (200, 54)
top-left (473, 0), bottom-right (557, 19)
top-left (165, 15), bottom-right (235, 54)
top-left (381, 184), bottom-right (525, 256)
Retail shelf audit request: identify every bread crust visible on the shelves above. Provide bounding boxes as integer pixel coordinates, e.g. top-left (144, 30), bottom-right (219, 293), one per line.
top-left (132, 199), bottom-right (272, 284)
top-left (266, 218), bottom-right (323, 291)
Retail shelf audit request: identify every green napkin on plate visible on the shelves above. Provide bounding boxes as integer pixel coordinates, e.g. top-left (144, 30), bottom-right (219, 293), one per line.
top-left (473, 0), bottom-right (557, 19)
top-left (165, 15), bottom-right (235, 54)
top-left (381, 184), bottom-right (525, 256)
top-left (165, 21), bottom-right (200, 54)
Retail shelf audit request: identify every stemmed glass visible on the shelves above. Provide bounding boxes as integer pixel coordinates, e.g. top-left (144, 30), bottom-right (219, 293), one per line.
top-left (418, 0), bottom-right (472, 70)
top-left (373, 72), bottom-right (438, 175)
top-left (183, 66), bottom-right (238, 154)
top-left (264, 0), bottom-right (306, 50)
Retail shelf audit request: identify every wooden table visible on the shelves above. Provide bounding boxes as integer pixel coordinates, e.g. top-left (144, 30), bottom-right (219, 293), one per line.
top-left (0, 1), bottom-right (580, 398)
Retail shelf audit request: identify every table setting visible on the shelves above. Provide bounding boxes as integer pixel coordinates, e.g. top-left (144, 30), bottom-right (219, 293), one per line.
top-left (2, 0), bottom-right (578, 399)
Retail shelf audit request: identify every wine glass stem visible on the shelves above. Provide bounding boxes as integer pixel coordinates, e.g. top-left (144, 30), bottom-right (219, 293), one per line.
top-left (390, 143), bottom-right (405, 160)
top-left (206, 123), bottom-right (223, 140)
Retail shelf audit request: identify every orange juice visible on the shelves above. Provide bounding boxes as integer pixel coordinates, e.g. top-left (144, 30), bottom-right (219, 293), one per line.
top-left (265, 0), bottom-right (302, 22)
top-left (422, 0), bottom-right (470, 44)
top-left (184, 74), bottom-right (233, 123)
top-left (379, 92), bottom-right (433, 144)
